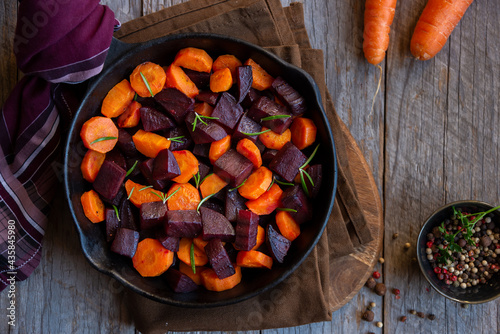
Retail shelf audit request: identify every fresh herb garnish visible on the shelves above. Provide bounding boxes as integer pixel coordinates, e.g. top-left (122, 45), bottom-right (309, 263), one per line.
top-left (274, 179), bottom-right (294, 187)
top-left (260, 115), bottom-right (292, 121)
top-left (133, 92), bottom-right (138, 101)
top-left (299, 144), bottom-right (319, 197)
top-left (229, 179), bottom-right (247, 192)
top-left (125, 160), bottom-right (138, 177)
top-left (277, 208), bottom-right (297, 213)
top-left (127, 187), bottom-right (135, 200)
top-left (267, 177), bottom-right (275, 191)
top-left (112, 204), bottom-right (121, 221)
top-left (191, 112), bottom-right (219, 132)
top-left (241, 129), bottom-right (271, 136)
top-left (190, 242), bottom-right (196, 274)
top-left (197, 193), bottom-right (216, 212)
top-left (150, 187), bottom-right (180, 204)
top-left (139, 185), bottom-right (153, 191)
top-left (167, 135), bottom-right (185, 143)
top-left (140, 72), bottom-right (154, 97)
top-left (90, 136), bottom-right (117, 145)
top-left (193, 171), bottom-right (201, 189)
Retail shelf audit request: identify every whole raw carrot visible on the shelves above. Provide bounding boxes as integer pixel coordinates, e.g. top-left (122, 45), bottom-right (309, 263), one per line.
top-left (363, 0), bottom-right (398, 65)
top-left (411, 0), bottom-right (474, 60)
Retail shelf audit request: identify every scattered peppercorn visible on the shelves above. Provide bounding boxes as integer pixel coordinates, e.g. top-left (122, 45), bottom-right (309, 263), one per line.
top-left (404, 242), bottom-right (411, 249)
top-left (365, 277), bottom-right (376, 289)
top-left (409, 310), bottom-right (417, 315)
top-left (428, 314), bottom-right (436, 320)
top-left (376, 321), bottom-right (383, 328)
top-left (393, 233), bottom-right (399, 239)
top-left (369, 302), bottom-right (376, 308)
top-left (395, 295), bottom-right (401, 300)
top-left (378, 257), bottom-right (385, 264)
top-left (400, 316), bottom-right (407, 322)
top-left (372, 271), bottom-right (381, 279)
top-left (374, 283), bottom-right (386, 296)
top-left (362, 310), bottom-right (374, 322)
top-left (417, 312), bottom-right (425, 318)
top-left (392, 288), bottom-right (400, 295)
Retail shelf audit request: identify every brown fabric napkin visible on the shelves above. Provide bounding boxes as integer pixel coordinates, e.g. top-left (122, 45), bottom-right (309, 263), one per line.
top-left (115, 0), bottom-right (373, 331)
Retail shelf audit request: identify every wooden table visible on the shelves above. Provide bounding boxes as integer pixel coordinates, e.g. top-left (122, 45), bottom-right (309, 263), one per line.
top-left (1, 0), bottom-right (499, 333)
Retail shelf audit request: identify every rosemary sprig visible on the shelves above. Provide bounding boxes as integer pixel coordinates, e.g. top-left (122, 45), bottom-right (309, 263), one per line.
top-left (190, 242), bottom-right (196, 274)
top-left (90, 136), bottom-right (117, 145)
top-left (125, 160), bottom-right (138, 177)
top-left (139, 185), bottom-right (153, 191)
top-left (274, 179), bottom-right (294, 187)
top-left (260, 115), bottom-right (291, 121)
top-left (127, 187), bottom-right (135, 200)
top-left (193, 172), bottom-right (201, 189)
top-left (197, 193), bottom-right (216, 212)
top-left (150, 187), bottom-right (181, 204)
top-left (241, 129), bottom-right (271, 136)
top-left (167, 135), bottom-right (185, 143)
top-left (140, 72), bottom-right (154, 97)
top-left (299, 144), bottom-right (319, 197)
top-left (267, 177), bottom-right (275, 191)
top-left (276, 208), bottom-right (297, 213)
top-left (112, 204), bottom-right (121, 221)
top-left (191, 112), bottom-right (219, 132)
top-left (229, 179), bottom-right (247, 192)
top-left (133, 93), bottom-right (138, 101)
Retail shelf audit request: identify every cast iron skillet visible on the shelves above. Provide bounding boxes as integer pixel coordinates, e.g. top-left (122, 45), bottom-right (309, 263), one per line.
top-left (64, 33), bottom-right (337, 308)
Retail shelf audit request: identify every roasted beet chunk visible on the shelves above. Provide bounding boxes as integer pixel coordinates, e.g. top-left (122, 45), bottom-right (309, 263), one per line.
top-left (304, 164), bottom-right (322, 198)
top-left (241, 88), bottom-right (261, 108)
top-left (266, 224), bottom-right (291, 263)
top-left (213, 149), bottom-right (253, 187)
top-left (196, 90), bottom-right (219, 106)
top-left (105, 149), bottom-right (127, 171)
top-left (261, 149), bottom-right (278, 165)
top-left (101, 186), bottom-right (125, 207)
top-left (140, 201), bottom-right (168, 230)
top-left (152, 149), bottom-right (181, 181)
top-left (155, 88), bottom-right (195, 123)
top-left (236, 65), bottom-right (253, 103)
top-left (139, 158), bottom-right (169, 191)
top-left (165, 210), bottom-right (202, 238)
top-left (93, 160), bottom-right (126, 201)
top-left (165, 268), bottom-right (198, 293)
top-left (184, 68), bottom-right (210, 88)
top-left (185, 111), bottom-right (227, 144)
top-left (110, 228), bottom-right (139, 258)
top-left (117, 128), bottom-right (139, 157)
top-left (204, 239), bottom-right (235, 279)
top-left (156, 230), bottom-right (180, 252)
top-left (105, 208), bottom-right (121, 242)
top-left (211, 92), bottom-right (244, 130)
top-left (232, 112), bottom-right (262, 143)
top-left (119, 199), bottom-right (138, 230)
top-left (271, 76), bottom-right (307, 116)
top-left (140, 106), bottom-right (176, 132)
top-left (248, 96), bottom-right (292, 134)
top-left (234, 210), bottom-right (259, 250)
top-left (200, 207), bottom-right (235, 242)
top-left (165, 127), bottom-right (192, 151)
top-left (192, 143), bottom-right (211, 159)
top-left (280, 185), bottom-right (313, 224)
top-left (198, 161), bottom-right (211, 181)
top-left (225, 189), bottom-right (247, 222)
top-left (269, 142), bottom-right (307, 182)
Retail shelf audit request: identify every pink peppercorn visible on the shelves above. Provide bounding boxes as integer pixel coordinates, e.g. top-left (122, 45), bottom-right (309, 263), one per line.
top-left (426, 241), bottom-right (433, 248)
top-left (434, 267), bottom-right (442, 274)
top-left (373, 271), bottom-right (381, 279)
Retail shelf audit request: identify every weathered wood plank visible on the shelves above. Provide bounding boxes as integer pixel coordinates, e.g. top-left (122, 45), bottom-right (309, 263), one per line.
top-left (143, 0), bottom-right (190, 16)
top-left (101, 0), bottom-right (142, 23)
top-left (0, 1), bottom-right (18, 105)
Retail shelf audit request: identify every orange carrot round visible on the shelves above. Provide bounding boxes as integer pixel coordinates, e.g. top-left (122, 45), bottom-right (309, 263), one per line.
top-left (236, 250), bottom-right (273, 269)
top-left (177, 238), bottom-right (208, 267)
top-left (276, 210), bottom-right (301, 241)
top-left (80, 150), bottom-right (106, 183)
top-left (244, 58), bottom-right (274, 91)
top-left (164, 64), bottom-right (200, 98)
top-left (80, 116), bottom-right (119, 153)
top-left (210, 68), bottom-right (233, 93)
top-left (101, 79), bottom-right (136, 118)
top-left (410, 0), bottom-right (474, 61)
top-left (166, 183), bottom-right (201, 211)
top-left (236, 138), bottom-right (262, 168)
top-left (80, 190), bottom-right (105, 223)
top-left (117, 101), bottom-right (142, 128)
top-left (199, 173), bottom-right (228, 198)
top-left (209, 135), bottom-right (231, 165)
top-left (132, 238), bottom-right (174, 277)
top-left (194, 102), bottom-right (214, 117)
top-left (130, 62), bottom-right (166, 97)
top-left (258, 127), bottom-right (291, 150)
top-left (212, 54), bottom-right (242, 80)
top-left (251, 225), bottom-right (266, 250)
top-left (132, 129), bottom-right (171, 158)
top-left (238, 166), bottom-right (273, 200)
top-left (245, 183), bottom-right (283, 215)
top-left (290, 117), bottom-right (317, 150)
top-left (125, 179), bottom-right (164, 208)
top-left (201, 265), bottom-right (242, 291)
top-left (362, 0), bottom-right (398, 65)
top-left (171, 150), bottom-right (199, 183)
top-left (172, 47), bottom-right (213, 73)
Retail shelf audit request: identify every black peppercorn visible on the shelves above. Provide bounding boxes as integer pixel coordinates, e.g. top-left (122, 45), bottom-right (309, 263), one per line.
top-left (374, 283), bottom-right (387, 296)
top-left (365, 277), bottom-right (376, 289)
top-left (362, 310), bottom-right (374, 322)
top-left (417, 312), bottom-right (425, 318)
top-left (428, 314), bottom-right (436, 320)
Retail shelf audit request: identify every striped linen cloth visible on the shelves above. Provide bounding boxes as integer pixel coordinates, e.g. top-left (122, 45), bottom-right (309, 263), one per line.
top-left (0, 0), bottom-right (117, 291)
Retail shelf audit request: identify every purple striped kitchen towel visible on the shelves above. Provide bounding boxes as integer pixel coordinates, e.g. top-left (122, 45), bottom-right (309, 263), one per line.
top-left (0, 0), bottom-right (117, 291)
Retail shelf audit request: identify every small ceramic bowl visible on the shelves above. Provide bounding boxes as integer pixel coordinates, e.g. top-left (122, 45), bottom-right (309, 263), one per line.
top-left (417, 200), bottom-right (500, 304)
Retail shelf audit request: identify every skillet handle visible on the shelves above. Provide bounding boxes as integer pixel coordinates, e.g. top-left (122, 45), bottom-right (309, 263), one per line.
top-left (103, 37), bottom-right (139, 69)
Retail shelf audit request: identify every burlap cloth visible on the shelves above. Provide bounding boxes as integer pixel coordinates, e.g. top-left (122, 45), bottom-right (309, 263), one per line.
top-left (114, 0), bottom-right (373, 331)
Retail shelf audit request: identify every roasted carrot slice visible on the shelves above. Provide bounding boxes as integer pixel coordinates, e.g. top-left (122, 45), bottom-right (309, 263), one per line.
top-left (132, 238), bottom-right (174, 277)
top-left (80, 116), bottom-right (119, 153)
top-left (194, 102), bottom-right (214, 117)
top-left (236, 250), bottom-right (273, 269)
top-left (80, 189), bottom-right (105, 223)
top-left (290, 117), bottom-right (317, 150)
top-left (236, 138), bottom-right (262, 168)
top-left (101, 79), bottom-right (135, 118)
top-left (164, 64), bottom-right (199, 98)
top-left (245, 183), bottom-right (283, 215)
top-left (276, 210), bottom-right (301, 241)
top-left (177, 238), bottom-right (209, 267)
top-left (199, 173), bottom-right (228, 198)
top-left (210, 68), bottom-right (232, 93)
top-left (178, 261), bottom-right (207, 285)
top-left (251, 225), bottom-right (266, 251)
top-left (258, 127), bottom-right (291, 150)
top-left (244, 58), bottom-right (274, 91)
top-left (130, 62), bottom-right (166, 97)
top-left (172, 47), bottom-right (213, 73)
top-left (212, 54), bottom-right (242, 80)
top-left (117, 101), bottom-right (142, 128)
top-left (193, 235), bottom-right (209, 251)
top-left (81, 150), bottom-right (106, 183)
top-left (132, 129), bottom-right (171, 158)
top-left (125, 179), bottom-right (164, 208)
top-left (201, 265), bottom-right (242, 291)
top-left (166, 183), bottom-right (201, 211)
top-left (171, 150), bottom-right (199, 183)
top-left (238, 166), bottom-right (273, 200)
top-left (209, 135), bottom-right (231, 164)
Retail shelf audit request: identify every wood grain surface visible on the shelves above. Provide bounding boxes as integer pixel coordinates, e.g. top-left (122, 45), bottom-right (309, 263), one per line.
top-left (1, 0), bottom-right (499, 333)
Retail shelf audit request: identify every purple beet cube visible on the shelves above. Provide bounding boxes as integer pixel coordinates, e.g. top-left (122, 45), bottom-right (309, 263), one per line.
top-left (165, 268), bottom-right (198, 293)
top-left (152, 149), bottom-right (181, 181)
top-left (155, 230), bottom-right (180, 252)
top-left (305, 164), bottom-right (322, 198)
top-left (119, 199), bottom-right (138, 231)
top-left (266, 224), bottom-right (291, 263)
top-left (232, 112), bottom-right (262, 143)
top-left (185, 111), bottom-right (227, 144)
top-left (236, 65), bottom-right (253, 103)
top-left (140, 201), bottom-right (168, 230)
top-left (211, 92), bottom-right (244, 131)
top-left (105, 208), bottom-right (121, 242)
top-left (165, 127), bottom-right (192, 151)
top-left (184, 68), bottom-right (210, 88)
top-left (93, 160), bottom-right (126, 201)
top-left (204, 239), bottom-right (235, 279)
top-left (101, 186), bottom-right (125, 207)
top-left (110, 228), bottom-right (139, 258)
top-left (213, 149), bottom-right (253, 187)
top-left (241, 88), bottom-right (261, 108)
top-left (248, 96), bottom-right (292, 134)
top-left (117, 128), bottom-right (139, 157)
top-left (105, 149), bottom-right (127, 171)
top-left (155, 88), bottom-right (195, 123)
top-left (140, 106), bottom-right (176, 132)
top-left (192, 143), bottom-right (211, 159)
top-left (234, 210), bottom-right (259, 251)
top-left (196, 90), bottom-right (219, 106)
top-left (165, 210), bottom-right (202, 238)
top-left (139, 158), bottom-right (169, 191)
top-left (198, 161), bottom-right (211, 181)
top-left (200, 207), bottom-right (235, 242)
top-left (261, 149), bottom-right (278, 165)
top-left (270, 76), bottom-right (307, 116)
top-left (280, 185), bottom-right (313, 224)
top-left (225, 189), bottom-right (247, 222)
top-left (269, 142), bottom-right (307, 182)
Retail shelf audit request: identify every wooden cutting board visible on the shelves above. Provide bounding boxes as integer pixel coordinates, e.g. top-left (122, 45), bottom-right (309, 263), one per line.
top-left (328, 119), bottom-right (384, 311)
